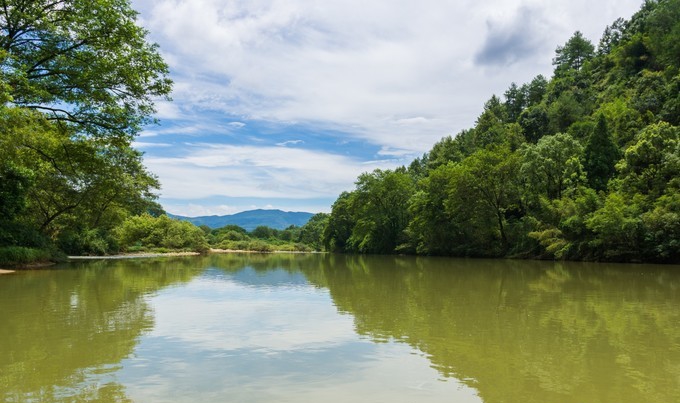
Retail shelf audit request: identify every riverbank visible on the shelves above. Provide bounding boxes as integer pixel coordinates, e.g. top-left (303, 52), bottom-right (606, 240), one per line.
top-left (67, 251), bottom-right (201, 260)
top-left (2, 249), bottom-right (322, 270)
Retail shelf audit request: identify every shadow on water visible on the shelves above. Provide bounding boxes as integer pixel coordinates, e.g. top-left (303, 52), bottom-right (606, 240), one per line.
top-left (0, 257), bottom-right (206, 403)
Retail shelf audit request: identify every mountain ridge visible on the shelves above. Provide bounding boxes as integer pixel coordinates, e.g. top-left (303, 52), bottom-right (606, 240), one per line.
top-left (168, 209), bottom-right (314, 231)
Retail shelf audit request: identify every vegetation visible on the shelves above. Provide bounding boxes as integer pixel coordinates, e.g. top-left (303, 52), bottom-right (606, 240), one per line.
top-left (3, 0), bottom-right (678, 264)
top-left (323, 1), bottom-right (680, 263)
top-left (0, 0), bottom-right (171, 262)
top-left (208, 213), bottom-right (329, 252)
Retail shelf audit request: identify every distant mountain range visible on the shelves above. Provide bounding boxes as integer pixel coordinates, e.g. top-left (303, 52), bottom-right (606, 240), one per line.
top-left (168, 209), bottom-right (314, 231)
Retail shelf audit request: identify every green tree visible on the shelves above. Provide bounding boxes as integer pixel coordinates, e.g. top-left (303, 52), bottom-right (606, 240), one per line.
top-left (449, 147), bottom-right (521, 252)
top-left (586, 192), bottom-right (643, 261)
top-left (323, 192), bottom-right (356, 252)
top-left (114, 214), bottom-right (208, 253)
top-left (553, 31), bottom-right (595, 72)
top-left (0, 0), bottom-right (172, 140)
top-left (616, 122), bottom-right (679, 201)
top-left (521, 133), bottom-right (585, 201)
top-left (298, 213), bottom-right (329, 251)
top-left (584, 114), bottom-right (621, 192)
top-left (406, 163), bottom-right (461, 255)
top-left (347, 169), bottom-right (415, 253)
top-left (519, 105), bottom-right (550, 143)
top-left (504, 82), bottom-right (527, 123)
top-left (0, 0), bottom-right (171, 255)
top-left (525, 75), bottom-right (548, 107)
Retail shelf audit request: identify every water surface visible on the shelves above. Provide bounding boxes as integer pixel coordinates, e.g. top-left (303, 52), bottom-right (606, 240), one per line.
top-left (1, 254), bottom-right (679, 402)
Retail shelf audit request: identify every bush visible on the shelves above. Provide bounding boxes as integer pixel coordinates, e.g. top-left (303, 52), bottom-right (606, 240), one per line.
top-left (0, 246), bottom-right (53, 266)
top-left (114, 214), bottom-right (209, 253)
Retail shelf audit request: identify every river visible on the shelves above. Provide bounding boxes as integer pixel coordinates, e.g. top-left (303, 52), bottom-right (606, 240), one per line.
top-left (1, 254), bottom-right (679, 402)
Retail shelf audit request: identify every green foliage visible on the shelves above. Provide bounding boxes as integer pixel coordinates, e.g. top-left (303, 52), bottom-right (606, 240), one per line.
top-left (553, 31), bottom-right (596, 72)
top-left (521, 132), bottom-right (585, 200)
top-left (584, 114), bottom-right (621, 191)
top-left (0, 0), bottom-right (172, 140)
top-left (0, 246), bottom-right (53, 266)
top-left (323, 192), bottom-right (355, 252)
top-left (586, 192), bottom-right (644, 261)
top-left (114, 214), bottom-right (209, 253)
top-left (519, 104), bottom-right (550, 143)
top-left (348, 169), bottom-right (415, 254)
top-left (616, 122), bottom-right (679, 201)
top-left (0, 0), bottom-right (171, 257)
top-left (324, 1), bottom-right (680, 262)
top-left (298, 213), bottom-right (329, 251)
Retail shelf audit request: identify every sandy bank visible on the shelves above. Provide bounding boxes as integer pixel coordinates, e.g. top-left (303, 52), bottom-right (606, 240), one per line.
top-left (0, 269), bottom-right (16, 274)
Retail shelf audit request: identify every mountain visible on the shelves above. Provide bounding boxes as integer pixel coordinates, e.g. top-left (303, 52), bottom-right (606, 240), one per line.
top-left (168, 209), bottom-right (314, 231)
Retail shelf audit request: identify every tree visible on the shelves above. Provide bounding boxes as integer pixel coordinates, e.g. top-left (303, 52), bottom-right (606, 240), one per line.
top-left (347, 169), bottom-right (415, 253)
top-left (584, 114), bottom-right (621, 192)
top-left (0, 0), bottom-right (172, 140)
top-left (616, 122), bottom-right (679, 201)
top-left (553, 31), bottom-right (595, 72)
top-left (598, 18), bottom-right (626, 55)
top-left (0, 1), bottom-right (171, 254)
top-left (521, 133), bottom-right (585, 201)
top-left (323, 192), bottom-right (356, 252)
top-left (114, 214), bottom-right (209, 253)
top-left (298, 213), bottom-right (329, 251)
top-left (586, 192), bottom-right (643, 261)
top-left (449, 147), bottom-right (521, 252)
top-left (519, 105), bottom-right (550, 143)
top-left (406, 163), bottom-right (461, 255)
top-left (504, 83), bottom-right (527, 123)
top-left (525, 75), bottom-right (548, 107)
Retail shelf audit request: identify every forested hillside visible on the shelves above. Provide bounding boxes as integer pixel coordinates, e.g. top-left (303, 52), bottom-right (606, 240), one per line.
top-left (323, 0), bottom-right (680, 263)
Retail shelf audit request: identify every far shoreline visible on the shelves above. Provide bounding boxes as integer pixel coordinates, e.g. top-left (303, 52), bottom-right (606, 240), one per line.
top-left (65, 248), bottom-right (322, 261)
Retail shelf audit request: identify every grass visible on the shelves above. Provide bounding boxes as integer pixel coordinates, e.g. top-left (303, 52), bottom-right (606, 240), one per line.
top-left (0, 246), bottom-right (55, 267)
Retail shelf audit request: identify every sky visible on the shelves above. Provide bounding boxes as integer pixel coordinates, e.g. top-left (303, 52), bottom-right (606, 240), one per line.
top-left (130, 0), bottom-right (643, 217)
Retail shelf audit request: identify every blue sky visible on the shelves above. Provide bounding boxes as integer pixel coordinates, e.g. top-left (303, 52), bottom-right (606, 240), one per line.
top-left (130, 0), bottom-right (642, 217)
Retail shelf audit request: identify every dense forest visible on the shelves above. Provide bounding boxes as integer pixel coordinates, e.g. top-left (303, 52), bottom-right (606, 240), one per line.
top-left (323, 0), bottom-right (680, 263)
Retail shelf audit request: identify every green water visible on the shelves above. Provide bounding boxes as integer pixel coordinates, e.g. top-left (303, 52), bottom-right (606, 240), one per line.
top-left (1, 254), bottom-right (679, 403)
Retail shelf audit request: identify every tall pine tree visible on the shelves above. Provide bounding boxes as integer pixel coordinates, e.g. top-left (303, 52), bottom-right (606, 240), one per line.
top-left (584, 114), bottom-right (620, 192)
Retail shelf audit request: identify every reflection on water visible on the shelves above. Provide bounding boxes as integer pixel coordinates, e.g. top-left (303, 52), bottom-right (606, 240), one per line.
top-left (1, 254), bottom-right (679, 402)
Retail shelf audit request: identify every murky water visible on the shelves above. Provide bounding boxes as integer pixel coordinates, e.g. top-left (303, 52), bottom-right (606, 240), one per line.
top-left (1, 254), bottom-right (679, 402)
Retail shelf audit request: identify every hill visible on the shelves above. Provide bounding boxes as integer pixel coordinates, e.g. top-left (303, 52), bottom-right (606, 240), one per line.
top-left (169, 209), bottom-right (314, 231)
top-left (323, 1), bottom-right (680, 263)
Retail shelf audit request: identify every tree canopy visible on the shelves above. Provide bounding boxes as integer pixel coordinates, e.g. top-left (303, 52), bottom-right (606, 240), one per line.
top-left (0, 0), bottom-right (172, 257)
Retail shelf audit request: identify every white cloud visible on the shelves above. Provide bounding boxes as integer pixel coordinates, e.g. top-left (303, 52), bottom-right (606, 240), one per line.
top-left (276, 139), bottom-right (304, 146)
top-left (131, 0), bottom-right (642, 213)
top-left (136, 0), bottom-right (641, 153)
top-left (143, 144), bottom-right (402, 200)
top-left (132, 141), bottom-right (174, 148)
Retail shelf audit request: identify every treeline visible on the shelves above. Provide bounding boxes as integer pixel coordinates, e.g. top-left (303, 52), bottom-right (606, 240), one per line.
top-left (114, 213), bottom-right (329, 254)
top-left (323, 0), bottom-right (680, 263)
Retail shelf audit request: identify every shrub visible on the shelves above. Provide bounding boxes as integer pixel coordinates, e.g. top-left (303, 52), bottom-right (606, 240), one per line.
top-left (0, 246), bottom-right (53, 266)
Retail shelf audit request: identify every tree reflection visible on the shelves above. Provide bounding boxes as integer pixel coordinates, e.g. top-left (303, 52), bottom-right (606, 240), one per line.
top-left (305, 256), bottom-right (680, 403)
top-left (0, 257), bottom-right (204, 402)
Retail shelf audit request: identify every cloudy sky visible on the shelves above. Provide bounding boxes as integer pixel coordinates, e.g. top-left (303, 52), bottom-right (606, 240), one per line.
top-left (130, 0), bottom-right (642, 217)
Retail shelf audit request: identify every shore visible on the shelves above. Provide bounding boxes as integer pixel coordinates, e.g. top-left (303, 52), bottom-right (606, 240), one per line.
top-left (2, 249), bottom-right (320, 270)
top-left (67, 251), bottom-right (201, 260)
